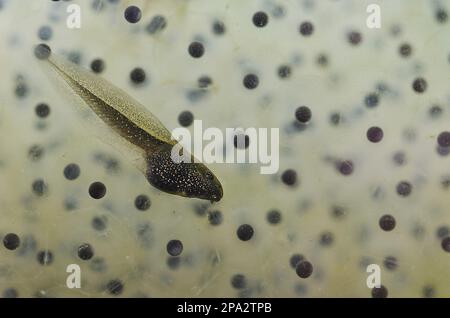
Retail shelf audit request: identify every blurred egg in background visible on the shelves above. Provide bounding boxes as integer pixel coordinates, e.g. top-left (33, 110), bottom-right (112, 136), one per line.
top-left (0, 0), bottom-right (449, 298)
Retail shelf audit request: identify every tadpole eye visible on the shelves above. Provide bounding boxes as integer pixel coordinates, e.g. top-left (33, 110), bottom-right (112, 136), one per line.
top-left (205, 172), bottom-right (214, 180)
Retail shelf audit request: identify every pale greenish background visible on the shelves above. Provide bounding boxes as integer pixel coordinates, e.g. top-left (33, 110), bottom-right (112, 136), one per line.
top-left (0, 0), bottom-right (449, 297)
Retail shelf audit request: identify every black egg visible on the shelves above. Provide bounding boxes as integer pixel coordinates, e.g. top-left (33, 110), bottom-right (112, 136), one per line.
top-left (88, 182), bottom-right (106, 199)
top-left (188, 42), bottom-right (205, 58)
top-left (295, 106), bottom-right (312, 123)
top-left (252, 11), bottom-right (268, 27)
top-left (130, 68), bottom-right (146, 84)
top-left (437, 131), bottom-right (450, 147)
top-left (230, 274), bottom-right (247, 289)
top-left (299, 21), bottom-right (314, 36)
top-left (178, 111), bottom-right (194, 127)
top-left (236, 224), bottom-right (254, 241)
top-left (34, 43), bottom-right (51, 60)
top-left (379, 215), bottom-right (396, 231)
top-left (371, 285), bottom-right (388, 298)
top-left (90, 58), bottom-right (105, 73)
top-left (243, 74), bottom-right (259, 89)
top-left (167, 239), bottom-right (183, 256)
top-left (78, 243), bottom-right (94, 260)
top-left (366, 126), bottom-right (384, 143)
top-left (3, 233), bottom-right (20, 250)
top-left (37, 250), bottom-right (54, 266)
top-left (412, 78), bottom-right (427, 93)
top-left (106, 279), bottom-right (124, 295)
top-left (64, 163), bottom-right (80, 180)
top-left (134, 194), bottom-right (151, 211)
top-left (296, 261), bottom-right (313, 278)
top-left (281, 169), bottom-right (297, 186)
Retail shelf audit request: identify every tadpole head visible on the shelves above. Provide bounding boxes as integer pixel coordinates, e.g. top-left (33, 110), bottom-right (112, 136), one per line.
top-left (194, 164), bottom-right (223, 202)
top-left (146, 145), bottom-right (223, 202)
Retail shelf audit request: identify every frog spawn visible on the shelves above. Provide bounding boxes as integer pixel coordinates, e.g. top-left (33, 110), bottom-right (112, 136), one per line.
top-left (0, 0), bottom-right (450, 298)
